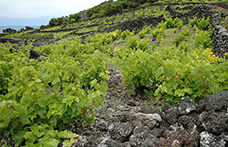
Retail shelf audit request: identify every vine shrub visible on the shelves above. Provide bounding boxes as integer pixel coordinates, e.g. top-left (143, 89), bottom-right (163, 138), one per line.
top-left (165, 17), bottom-right (183, 29)
top-left (173, 30), bottom-right (191, 47)
top-left (0, 44), bottom-right (14, 95)
top-left (126, 36), bottom-right (138, 49)
top-left (198, 16), bottom-right (210, 30)
top-left (126, 36), bottom-right (150, 52)
top-left (115, 23), bottom-right (227, 105)
top-left (194, 28), bottom-right (212, 48)
top-left (115, 49), bottom-right (154, 90)
top-left (151, 21), bottom-right (166, 42)
top-left (116, 44), bottom-right (226, 105)
top-left (151, 27), bottom-right (165, 41)
top-left (178, 41), bottom-right (191, 53)
top-left (189, 16), bottom-right (210, 30)
top-left (139, 26), bottom-right (152, 38)
top-left (121, 30), bottom-right (134, 39)
top-left (137, 39), bottom-right (150, 52)
top-left (189, 17), bottom-right (198, 27)
top-left (0, 45), bottom-right (109, 146)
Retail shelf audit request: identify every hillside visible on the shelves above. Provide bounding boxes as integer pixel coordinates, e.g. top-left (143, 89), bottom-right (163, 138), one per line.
top-left (0, 0), bottom-right (228, 147)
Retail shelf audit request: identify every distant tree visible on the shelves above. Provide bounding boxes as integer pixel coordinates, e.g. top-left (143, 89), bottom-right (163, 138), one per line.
top-left (49, 18), bottom-right (58, 26)
top-left (3, 28), bottom-right (17, 34)
top-left (121, 1), bottom-right (128, 9)
top-left (17, 26), bottom-right (34, 33)
top-left (63, 17), bottom-right (69, 25)
top-left (25, 26), bottom-right (34, 30)
top-left (69, 14), bottom-right (80, 23)
top-left (73, 0), bottom-right (158, 20)
top-left (19, 28), bottom-right (25, 32)
top-left (48, 17), bottom-right (65, 26)
top-left (40, 25), bottom-right (48, 30)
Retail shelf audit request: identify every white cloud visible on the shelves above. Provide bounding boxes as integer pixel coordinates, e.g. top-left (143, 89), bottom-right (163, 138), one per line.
top-left (0, 0), bottom-right (106, 18)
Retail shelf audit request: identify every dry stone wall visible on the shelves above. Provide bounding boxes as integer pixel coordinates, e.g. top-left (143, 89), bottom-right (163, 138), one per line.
top-left (0, 38), bottom-right (25, 45)
top-left (210, 13), bottom-right (228, 58)
top-left (212, 25), bottom-right (228, 57)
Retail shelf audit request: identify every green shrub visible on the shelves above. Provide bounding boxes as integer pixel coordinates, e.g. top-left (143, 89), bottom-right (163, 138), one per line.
top-left (194, 28), bottom-right (212, 48)
top-left (178, 41), bottom-right (190, 53)
top-left (139, 26), bottom-right (152, 38)
top-left (117, 49), bottom-right (154, 90)
top-left (0, 43), bottom-right (18, 95)
top-left (137, 39), bottom-right (150, 52)
top-left (98, 24), bottom-right (104, 30)
top-left (173, 17), bottom-right (183, 28)
top-left (0, 43), bottom-right (109, 147)
top-left (121, 30), bottom-right (134, 39)
top-left (127, 36), bottom-right (139, 49)
top-left (116, 42), bottom-right (226, 105)
top-left (189, 16), bottom-right (210, 30)
top-left (173, 30), bottom-right (191, 47)
top-left (189, 17), bottom-right (198, 27)
top-left (151, 27), bottom-right (165, 41)
top-left (165, 17), bottom-right (183, 29)
top-left (135, 9), bottom-right (144, 18)
top-left (111, 30), bottom-right (121, 40)
top-left (139, 29), bottom-right (147, 38)
top-left (198, 16), bottom-right (210, 30)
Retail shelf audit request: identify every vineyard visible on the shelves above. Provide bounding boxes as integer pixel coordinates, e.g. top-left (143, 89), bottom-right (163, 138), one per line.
top-left (1, 0), bottom-right (228, 146)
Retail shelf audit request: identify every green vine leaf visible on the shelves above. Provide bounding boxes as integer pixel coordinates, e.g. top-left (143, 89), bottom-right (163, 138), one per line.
top-left (52, 75), bottom-right (61, 85)
top-left (57, 130), bottom-right (79, 139)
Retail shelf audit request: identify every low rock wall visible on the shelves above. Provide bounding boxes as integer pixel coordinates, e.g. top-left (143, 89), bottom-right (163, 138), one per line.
top-left (99, 14), bottom-right (165, 33)
top-left (40, 28), bottom-right (76, 33)
top-left (63, 14), bottom-right (164, 39)
top-left (0, 38), bottom-right (25, 45)
top-left (212, 25), bottom-right (228, 57)
top-left (210, 13), bottom-right (228, 57)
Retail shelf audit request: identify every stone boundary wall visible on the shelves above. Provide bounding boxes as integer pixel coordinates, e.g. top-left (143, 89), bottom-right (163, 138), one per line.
top-left (99, 14), bottom-right (165, 33)
top-left (0, 38), bottom-right (25, 45)
top-left (40, 28), bottom-right (76, 33)
top-left (0, 34), bottom-right (8, 37)
top-left (211, 13), bottom-right (228, 58)
top-left (209, 2), bottom-right (228, 10)
top-left (63, 14), bottom-right (165, 39)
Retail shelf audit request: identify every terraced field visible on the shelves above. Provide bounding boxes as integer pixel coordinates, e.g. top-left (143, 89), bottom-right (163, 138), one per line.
top-left (0, 0), bottom-right (228, 147)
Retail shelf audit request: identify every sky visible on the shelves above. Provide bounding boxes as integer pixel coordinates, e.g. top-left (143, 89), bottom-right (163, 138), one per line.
top-left (0, 0), bottom-right (107, 26)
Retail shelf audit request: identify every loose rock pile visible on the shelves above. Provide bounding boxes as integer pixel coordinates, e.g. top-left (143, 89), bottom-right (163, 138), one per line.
top-left (74, 70), bottom-right (228, 147)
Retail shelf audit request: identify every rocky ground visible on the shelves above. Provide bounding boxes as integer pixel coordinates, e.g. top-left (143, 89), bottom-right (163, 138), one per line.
top-left (73, 70), bottom-right (228, 147)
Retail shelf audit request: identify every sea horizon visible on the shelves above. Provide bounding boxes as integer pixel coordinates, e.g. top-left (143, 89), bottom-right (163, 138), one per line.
top-left (0, 25), bottom-right (40, 33)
